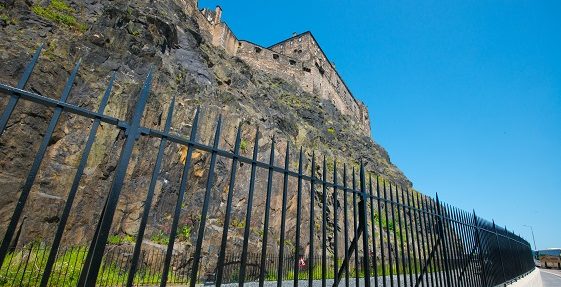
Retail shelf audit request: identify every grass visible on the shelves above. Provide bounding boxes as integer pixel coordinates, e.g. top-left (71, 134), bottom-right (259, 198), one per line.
top-left (0, 3), bottom-right (17, 25)
top-left (240, 138), bottom-right (249, 152)
top-left (231, 218), bottom-right (245, 229)
top-left (0, 244), bottom-right (171, 286)
top-left (271, 259), bottom-right (440, 282)
top-left (177, 225), bottom-right (192, 241)
top-left (0, 242), bottom-right (439, 285)
top-left (150, 230), bottom-right (170, 245)
top-left (107, 234), bottom-right (136, 245)
top-left (31, 0), bottom-right (86, 32)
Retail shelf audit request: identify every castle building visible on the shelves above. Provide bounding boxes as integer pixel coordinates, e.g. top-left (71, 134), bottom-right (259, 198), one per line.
top-left (196, 4), bottom-right (371, 134)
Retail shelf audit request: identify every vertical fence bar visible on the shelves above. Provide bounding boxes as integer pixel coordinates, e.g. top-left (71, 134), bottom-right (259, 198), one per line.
top-left (308, 153), bottom-right (316, 287)
top-left (395, 186), bottom-right (407, 287)
top-left (159, 107), bottom-right (200, 287)
top-left (400, 188), bottom-right (413, 287)
top-left (472, 212), bottom-right (487, 287)
top-left (426, 197), bottom-right (443, 287)
top-left (461, 208), bottom-right (478, 287)
top-left (383, 181), bottom-right (394, 287)
top-left (359, 161), bottom-right (371, 287)
top-left (405, 189), bottom-right (419, 286)
top-left (216, 124), bottom-right (242, 287)
top-left (449, 204), bottom-right (463, 287)
top-left (414, 193), bottom-right (428, 287)
top-left (492, 220), bottom-right (506, 285)
top-left (322, 156), bottom-right (328, 287)
top-left (125, 97), bottom-right (174, 287)
top-left (333, 160), bottom-right (339, 285)
top-left (239, 128), bottom-right (260, 286)
top-left (17, 245), bottom-right (33, 287)
top-left (454, 206), bottom-right (472, 287)
top-left (40, 72), bottom-right (116, 286)
top-left (456, 206), bottom-right (470, 287)
top-left (78, 195), bottom-right (108, 286)
top-left (420, 195), bottom-right (436, 287)
top-left (190, 116), bottom-right (223, 287)
top-left (276, 142), bottom-right (290, 287)
top-left (0, 44), bottom-right (43, 136)
top-left (462, 207), bottom-right (475, 287)
top-left (83, 68), bottom-right (152, 286)
top-left (444, 204), bottom-right (460, 287)
top-left (293, 148), bottom-right (303, 287)
top-left (368, 175), bottom-right (379, 287)
top-left (343, 164), bottom-right (350, 287)
top-left (430, 197), bottom-right (446, 287)
top-left (376, 177), bottom-right (386, 287)
top-left (258, 137), bottom-right (275, 287)
top-left (0, 60), bottom-right (81, 265)
top-left (389, 184), bottom-right (400, 287)
top-left (351, 168), bottom-right (359, 286)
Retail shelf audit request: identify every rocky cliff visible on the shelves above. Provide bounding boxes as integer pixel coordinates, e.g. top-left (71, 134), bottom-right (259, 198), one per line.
top-left (0, 0), bottom-right (414, 276)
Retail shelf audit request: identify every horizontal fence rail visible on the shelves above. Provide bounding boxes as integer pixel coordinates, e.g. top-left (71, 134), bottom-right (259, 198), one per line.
top-left (0, 46), bottom-right (534, 287)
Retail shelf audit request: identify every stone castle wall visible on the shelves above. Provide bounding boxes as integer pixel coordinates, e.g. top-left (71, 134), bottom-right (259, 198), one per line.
top-left (189, 2), bottom-right (372, 134)
top-left (269, 34), bottom-right (370, 132)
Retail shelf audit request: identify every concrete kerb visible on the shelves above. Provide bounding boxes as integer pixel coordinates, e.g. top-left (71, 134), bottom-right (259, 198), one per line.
top-left (505, 268), bottom-right (542, 287)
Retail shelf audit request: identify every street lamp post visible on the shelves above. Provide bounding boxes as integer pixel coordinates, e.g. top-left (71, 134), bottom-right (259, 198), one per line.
top-left (523, 224), bottom-right (537, 251)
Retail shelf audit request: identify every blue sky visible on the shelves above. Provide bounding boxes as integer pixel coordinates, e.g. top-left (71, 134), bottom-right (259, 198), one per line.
top-left (199, 0), bottom-right (561, 250)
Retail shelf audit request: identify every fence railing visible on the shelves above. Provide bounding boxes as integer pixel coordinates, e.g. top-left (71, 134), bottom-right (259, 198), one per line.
top-left (0, 243), bottom-right (477, 287)
top-left (0, 45), bottom-right (534, 287)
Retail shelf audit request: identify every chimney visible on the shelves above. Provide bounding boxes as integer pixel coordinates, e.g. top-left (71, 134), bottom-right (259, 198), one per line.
top-left (214, 6), bottom-right (222, 24)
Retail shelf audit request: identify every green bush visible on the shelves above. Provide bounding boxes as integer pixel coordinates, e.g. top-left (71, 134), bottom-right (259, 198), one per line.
top-left (31, 0), bottom-right (86, 31)
top-left (178, 225), bottom-right (191, 241)
top-left (240, 138), bottom-right (249, 152)
top-left (107, 234), bottom-right (136, 245)
top-left (150, 231), bottom-right (169, 245)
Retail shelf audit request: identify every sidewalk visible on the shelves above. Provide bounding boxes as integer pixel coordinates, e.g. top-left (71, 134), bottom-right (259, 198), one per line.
top-left (506, 268), bottom-right (542, 287)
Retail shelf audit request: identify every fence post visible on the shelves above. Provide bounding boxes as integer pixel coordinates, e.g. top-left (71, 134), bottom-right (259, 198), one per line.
top-left (435, 194), bottom-right (452, 287)
top-left (359, 161), bottom-right (371, 287)
top-left (492, 220), bottom-right (506, 285)
top-left (472, 211), bottom-right (487, 287)
top-left (81, 69), bottom-right (153, 286)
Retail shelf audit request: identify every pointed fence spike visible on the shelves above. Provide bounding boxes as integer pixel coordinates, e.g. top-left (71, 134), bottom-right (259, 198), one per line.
top-left (0, 44), bottom-right (45, 135)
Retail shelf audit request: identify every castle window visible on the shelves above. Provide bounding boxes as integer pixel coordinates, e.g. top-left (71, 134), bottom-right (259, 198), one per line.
top-left (280, 45), bottom-right (284, 49)
top-left (315, 62), bottom-right (325, 75)
top-left (254, 47), bottom-right (262, 53)
top-left (303, 67), bottom-right (311, 73)
top-left (298, 37), bottom-right (302, 42)
top-left (290, 41), bottom-right (293, 45)
top-left (289, 60), bottom-right (296, 65)
top-left (273, 54), bottom-right (279, 60)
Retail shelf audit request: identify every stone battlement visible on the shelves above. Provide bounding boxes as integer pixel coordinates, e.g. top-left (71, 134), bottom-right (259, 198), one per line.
top-left (192, 3), bottom-right (371, 134)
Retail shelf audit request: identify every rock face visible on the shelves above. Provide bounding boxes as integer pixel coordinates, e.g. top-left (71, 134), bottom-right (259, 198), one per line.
top-left (0, 0), bottom-right (417, 276)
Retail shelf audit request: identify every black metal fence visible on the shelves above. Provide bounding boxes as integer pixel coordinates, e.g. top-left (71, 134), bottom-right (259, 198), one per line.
top-left (0, 45), bottom-right (534, 287)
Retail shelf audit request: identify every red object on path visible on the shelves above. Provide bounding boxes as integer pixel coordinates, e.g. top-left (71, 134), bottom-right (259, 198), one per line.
top-left (298, 257), bottom-right (306, 268)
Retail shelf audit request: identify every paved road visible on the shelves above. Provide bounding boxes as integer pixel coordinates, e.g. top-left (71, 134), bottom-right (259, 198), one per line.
top-left (540, 269), bottom-right (561, 287)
